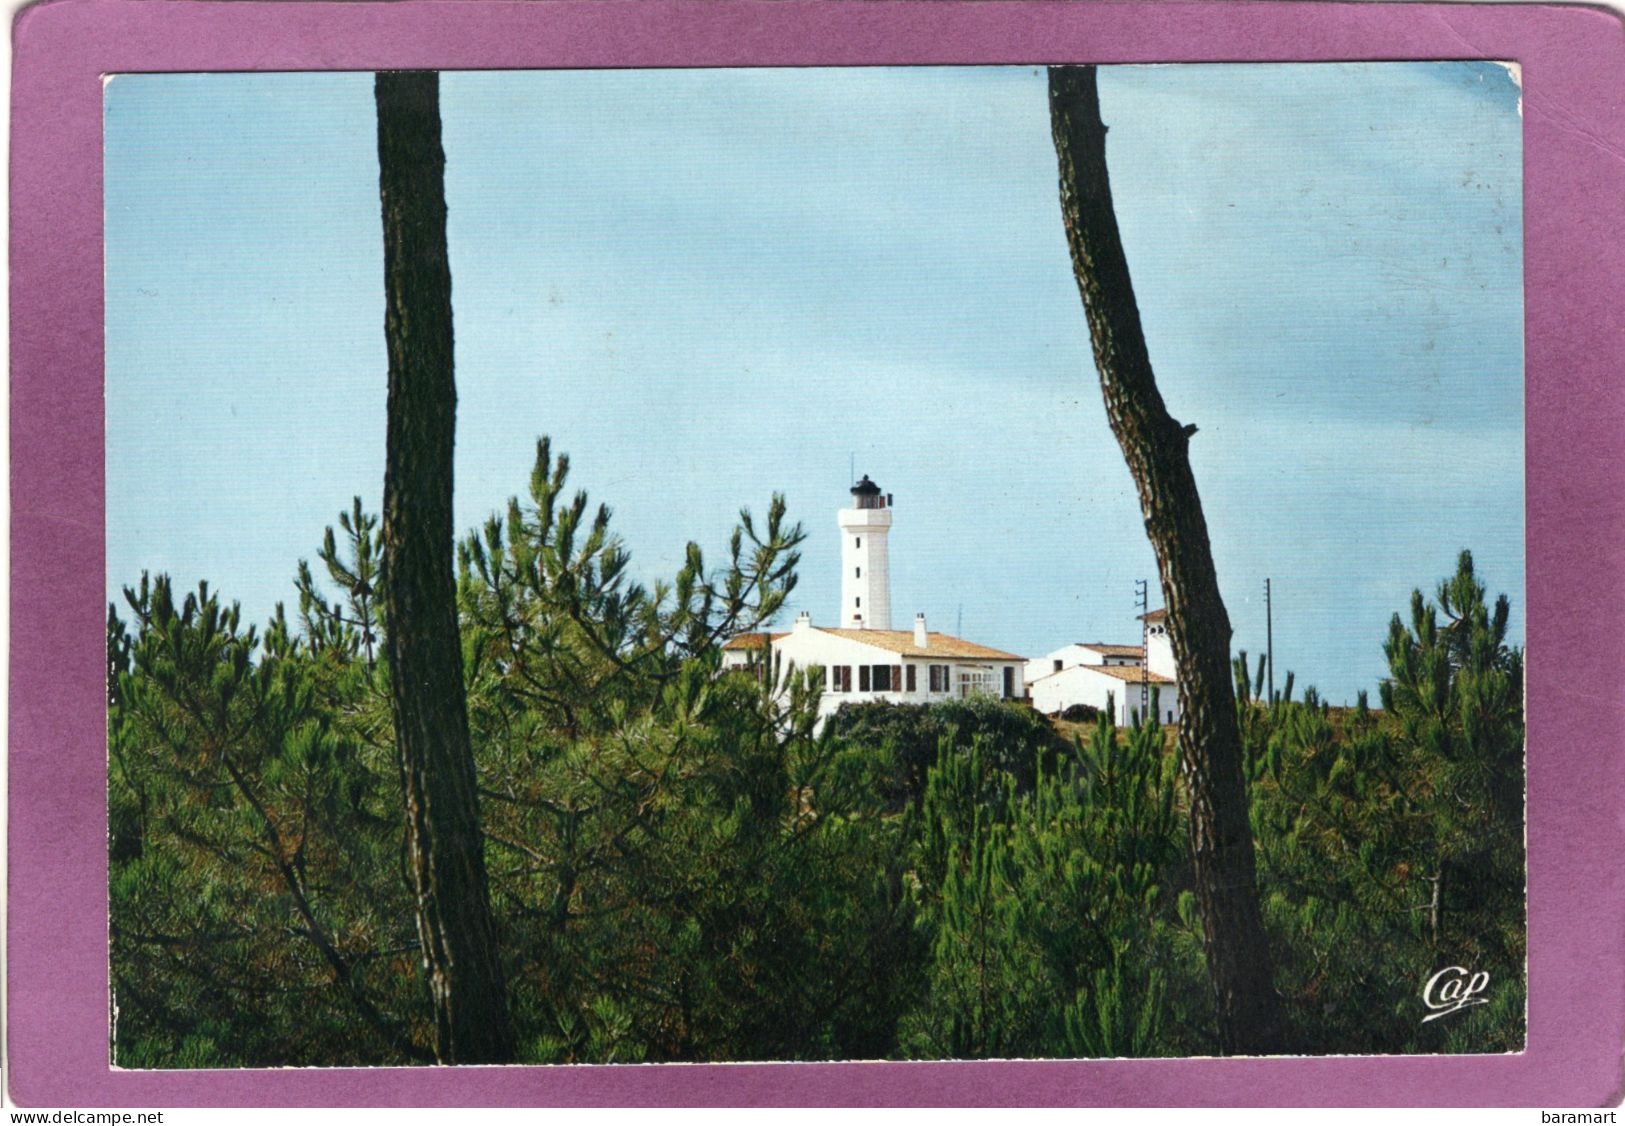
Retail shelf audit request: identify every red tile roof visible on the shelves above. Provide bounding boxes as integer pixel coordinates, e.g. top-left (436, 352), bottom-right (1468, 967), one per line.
top-left (1079, 643), bottom-right (1146, 657)
top-left (1035, 662), bottom-right (1174, 685)
top-left (813, 628), bottom-right (1024, 661)
top-left (727, 626), bottom-right (1024, 661)
top-left (1085, 663), bottom-right (1175, 684)
top-left (721, 631), bottom-right (786, 650)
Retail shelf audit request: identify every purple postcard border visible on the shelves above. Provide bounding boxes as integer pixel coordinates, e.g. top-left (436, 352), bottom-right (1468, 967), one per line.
top-left (10, 0), bottom-right (1624, 1108)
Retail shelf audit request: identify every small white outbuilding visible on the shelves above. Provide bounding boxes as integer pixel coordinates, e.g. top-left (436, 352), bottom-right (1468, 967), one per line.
top-left (1025, 609), bottom-right (1182, 727)
top-left (1028, 662), bottom-right (1178, 727)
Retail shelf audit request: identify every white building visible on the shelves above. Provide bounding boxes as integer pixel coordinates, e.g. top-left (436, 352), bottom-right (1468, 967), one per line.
top-left (1025, 609), bottom-right (1182, 727)
top-left (1024, 641), bottom-right (1145, 685)
top-left (720, 476), bottom-right (1026, 726)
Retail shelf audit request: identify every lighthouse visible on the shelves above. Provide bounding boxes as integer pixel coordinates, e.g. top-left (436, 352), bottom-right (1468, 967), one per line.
top-left (838, 475), bottom-right (892, 630)
top-left (720, 472), bottom-right (1029, 726)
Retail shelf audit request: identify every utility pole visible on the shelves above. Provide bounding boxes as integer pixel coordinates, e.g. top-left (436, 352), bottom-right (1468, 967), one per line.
top-left (1264, 578), bottom-right (1274, 705)
top-left (1135, 577), bottom-right (1149, 725)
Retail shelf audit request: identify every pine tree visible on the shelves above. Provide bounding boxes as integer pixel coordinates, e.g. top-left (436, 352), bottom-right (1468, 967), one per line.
top-left (112, 429), bottom-right (927, 1066)
top-left (1047, 63), bottom-right (1284, 1054)
top-left (1378, 550), bottom-right (1524, 970)
top-left (449, 440), bottom-right (920, 1062)
top-left (375, 68), bottom-right (514, 1064)
top-left (1242, 551), bottom-right (1524, 1053)
top-left (109, 576), bottom-right (428, 1065)
top-left (900, 710), bottom-right (1204, 1059)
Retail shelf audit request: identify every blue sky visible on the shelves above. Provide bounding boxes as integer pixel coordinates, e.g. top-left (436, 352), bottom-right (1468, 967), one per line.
top-left (105, 63), bottom-right (1523, 703)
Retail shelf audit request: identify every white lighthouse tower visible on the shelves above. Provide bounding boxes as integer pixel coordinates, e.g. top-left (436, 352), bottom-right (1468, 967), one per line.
top-left (838, 475), bottom-right (893, 630)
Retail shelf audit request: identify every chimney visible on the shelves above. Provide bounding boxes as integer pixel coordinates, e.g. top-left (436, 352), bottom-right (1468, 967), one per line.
top-left (794, 611), bottom-right (813, 634)
top-left (914, 612), bottom-right (929, 648)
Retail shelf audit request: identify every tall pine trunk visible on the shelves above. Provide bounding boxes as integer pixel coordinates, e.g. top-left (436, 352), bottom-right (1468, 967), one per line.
top-left (375, 69), bottom-right (516, 1065)
top-left (1047, 64), bottom-right (1285, 1055)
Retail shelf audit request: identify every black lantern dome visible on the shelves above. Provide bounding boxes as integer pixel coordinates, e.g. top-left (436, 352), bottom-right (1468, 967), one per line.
top-left (850, 474), bottom-right (887, 510)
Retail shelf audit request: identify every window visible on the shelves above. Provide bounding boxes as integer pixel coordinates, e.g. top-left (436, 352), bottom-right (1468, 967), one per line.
top-left (929, 664), bottom-right (949, 692)
top-left (832, 665), bottom-right (852, 693)
top-left (855, 536), bottom-right (861, 548)
top-left (855, 596), bottom-right (861, 608)
top-left (859, 665), bottom-right (871, 691)
top-left (870, 664), bottom-right (891, 691)
top-left (1003, 666), bottom-right (1015, 698)
top-left (1053, 658), bottom-right (1063, 673)
top-left (906, 664), bottom-right (917, 692)
top-left (855, 566), bottom-right (861, 578)
top-left (1167, 710), bottom-right (1173, 723)
top-left (957, 668), bottom-right (996, 698)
